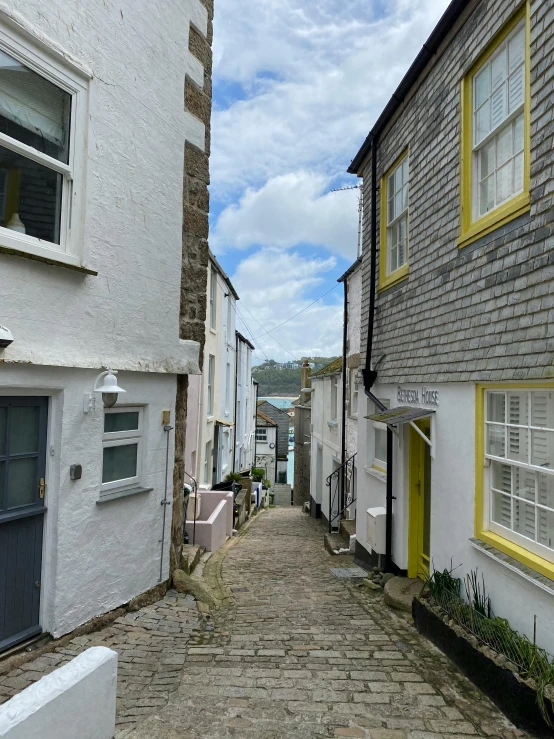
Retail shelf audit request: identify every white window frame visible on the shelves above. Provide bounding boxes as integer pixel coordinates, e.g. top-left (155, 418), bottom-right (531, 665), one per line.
top-left (256, 427), bottom-right (267, 442)
top-left (331, 375), bottom-right (338, 421)
top-left (101, 407), bottom-right (143, 494)
top-left (0, 17), bottom-right (90, 269)
top-left (472, 21), bottom-right (525, 222)
top-left (386, 155), bottom-right (409, 276)
top-left (484, 389), bottom-right (554, 564)
top-left (225, 361), bottom-right (231, 415)
top-left (369, 398), bottom-right (389, 472)
top-left (207, 354), bottom-right (215, 416)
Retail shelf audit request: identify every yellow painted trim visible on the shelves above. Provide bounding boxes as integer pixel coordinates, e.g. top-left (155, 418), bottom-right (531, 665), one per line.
top-left (372, 463), bottom-right (386, 474)
top-left (408, 426), bottom-right (419, 579)
top-left (475, 381), bottom-right (554, 582)
top-left (379, 148), bottom-right (409, 291)
top-left (459, 3), bottom-right (530, 246)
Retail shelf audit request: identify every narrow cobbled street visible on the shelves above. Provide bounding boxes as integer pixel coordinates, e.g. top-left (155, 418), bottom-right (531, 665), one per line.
top-left (125, 508), bottom-right (525, 739)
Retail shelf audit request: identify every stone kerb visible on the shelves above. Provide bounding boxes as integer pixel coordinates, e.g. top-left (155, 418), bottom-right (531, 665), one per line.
top-left (0, 647), bottom-right (117, 739)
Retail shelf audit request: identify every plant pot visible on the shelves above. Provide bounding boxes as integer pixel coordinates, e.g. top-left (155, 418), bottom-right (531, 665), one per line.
top-left (412, 596), bottom-right (554, 736)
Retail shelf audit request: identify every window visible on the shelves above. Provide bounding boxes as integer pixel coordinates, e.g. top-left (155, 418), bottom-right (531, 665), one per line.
top-left (0, 27), bottom-right (88, 268)
top-left (349, 369), bottom-right (358, 418)
top-left (209, 267), bottom-right (217, 329)
top-left (207, 355), bottom-right (215, 416)
top-left (225, 362), bottom-right (231, 413)
top-left (369, 399), bottom-right (389, 472)
top-left (483, 389), bottom-right (554, 565)
top-left (102, 409), bottom-right (142, 493)
top-left (204, 441), bottom-right (211, 484)
top-left (331, 376), bottom-right (338, 421)
top-left (226, 297), bottom-right (232, 344)
top-left (460, 9), bottom-right (529, 247)
top-left (380, 152), bottom-right (409, 289)
top-left (256, 428), bottom-right (267, 442)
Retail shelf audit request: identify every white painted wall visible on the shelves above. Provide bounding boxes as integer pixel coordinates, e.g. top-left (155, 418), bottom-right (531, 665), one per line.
top-left (345, 264), bottom-right (362, 505)
top-left (310, 373), bottom-right (342, 522)
top-left (255, 425), bottom-right (277, 484)
top-left (0, 0), bottom-right (206, 375)
top-left (1, 363), bottom-right (176, 637)
top-left (235, 339), bottom-right (255, 473)
top-left (0, 647), bottom-right (116, 739)
top-left (356, 381), bottom-right (554, 655)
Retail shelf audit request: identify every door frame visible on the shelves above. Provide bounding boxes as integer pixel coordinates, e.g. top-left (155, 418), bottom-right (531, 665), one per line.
top-left (408, 418), bottom-right (431, 580)
top-left (0, 395), bottom-right (49, 652)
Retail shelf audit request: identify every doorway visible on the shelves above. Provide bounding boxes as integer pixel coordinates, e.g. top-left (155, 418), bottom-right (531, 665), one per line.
top-left (0, 397), bottom-right (48, 652)
top-left (408, 418), bottom-right (431, 580)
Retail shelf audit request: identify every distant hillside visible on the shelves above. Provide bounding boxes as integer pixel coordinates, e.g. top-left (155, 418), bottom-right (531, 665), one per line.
top-left (252, 357), bottom-right (338, 397)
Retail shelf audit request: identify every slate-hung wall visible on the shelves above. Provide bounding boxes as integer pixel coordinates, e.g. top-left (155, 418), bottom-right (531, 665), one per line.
top-left (359, 0), bottom-right (554, 385)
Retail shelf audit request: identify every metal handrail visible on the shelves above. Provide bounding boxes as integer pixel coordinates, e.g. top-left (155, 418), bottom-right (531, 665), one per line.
top-left (326, 453), bottom-right (357, 533)
top-left (184, 470), bottom-right (198, 546)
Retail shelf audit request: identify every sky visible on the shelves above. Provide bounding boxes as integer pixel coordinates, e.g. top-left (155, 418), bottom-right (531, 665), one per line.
top-left (210, 0), bottom-right (452, 364)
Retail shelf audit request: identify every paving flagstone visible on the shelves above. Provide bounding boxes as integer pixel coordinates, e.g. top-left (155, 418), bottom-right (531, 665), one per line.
top-left (127, 508), bottom-right (530, 739)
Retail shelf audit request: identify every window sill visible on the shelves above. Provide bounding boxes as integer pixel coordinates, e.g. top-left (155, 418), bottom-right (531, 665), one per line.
top-left (379, 264), bottom-right (408, 292)
top-left (0, 236), bottom-right (96, 275)
top-left (365, 466), bottom-right (386, 483)
top-left (209, 328), bottom-right (217, 335)
top-left (458, 192), bottom-right (530, 249)
top-left (96, 486), bottom-right (153, 505)
top-left (470, 537), bottom-right (554, 594)
top-left (472, 530), bottom-right (554, 583)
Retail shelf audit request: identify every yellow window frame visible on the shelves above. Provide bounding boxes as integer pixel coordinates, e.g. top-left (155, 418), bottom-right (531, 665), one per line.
top-left (459, 3), bottom-right (531, 249)
top-left (475, 382), bottom-right (554, 582)
top-left (379, 148), bottom-right (409, 290)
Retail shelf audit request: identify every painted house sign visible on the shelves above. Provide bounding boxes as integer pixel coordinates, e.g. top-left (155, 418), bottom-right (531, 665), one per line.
top-left (397, 387), bottom-right (439, 406)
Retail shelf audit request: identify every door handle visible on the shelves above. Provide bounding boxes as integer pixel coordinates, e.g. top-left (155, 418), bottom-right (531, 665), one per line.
top-left (38, 477), bottom-right (46, 499)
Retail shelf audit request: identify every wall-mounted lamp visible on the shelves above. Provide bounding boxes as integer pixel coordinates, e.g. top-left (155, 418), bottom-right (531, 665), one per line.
top-left (84, 369), bottom-right (126, 413)
top-left (0, 326), bottom-right (13, 348)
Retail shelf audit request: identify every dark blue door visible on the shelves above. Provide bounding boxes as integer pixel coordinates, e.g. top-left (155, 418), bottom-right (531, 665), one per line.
top-left (0, 397), bottom-right (48, 653)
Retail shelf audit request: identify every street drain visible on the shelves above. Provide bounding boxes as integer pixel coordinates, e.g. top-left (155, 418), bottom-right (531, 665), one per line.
top-left (329, 566), bottom-right (367, 579)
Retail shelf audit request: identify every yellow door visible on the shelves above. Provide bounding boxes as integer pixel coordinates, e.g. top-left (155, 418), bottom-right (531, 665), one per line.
top-left (408, 419), bottom-right (431, 579)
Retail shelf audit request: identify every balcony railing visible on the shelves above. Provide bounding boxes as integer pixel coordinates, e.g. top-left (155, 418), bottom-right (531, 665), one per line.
top-left (326, 453), bottom-right (356, 533)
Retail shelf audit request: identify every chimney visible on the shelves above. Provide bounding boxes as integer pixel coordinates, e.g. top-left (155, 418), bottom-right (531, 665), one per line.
top-left (300, 358), bottom-right (311, 405)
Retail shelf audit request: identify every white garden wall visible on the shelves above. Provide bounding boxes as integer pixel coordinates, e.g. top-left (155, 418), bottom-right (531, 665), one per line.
top-left (0, 647), bottom-right (117, 739)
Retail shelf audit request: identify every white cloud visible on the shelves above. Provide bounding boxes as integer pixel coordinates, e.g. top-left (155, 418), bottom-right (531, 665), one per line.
top-left (212, 171), bottom-right (359, 258)
top-left (230, 248), bottom-right (344, 362)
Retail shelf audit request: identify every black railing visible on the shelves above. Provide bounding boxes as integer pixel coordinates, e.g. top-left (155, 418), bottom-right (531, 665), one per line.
top-left (326, 453), bottom-right (356, 533)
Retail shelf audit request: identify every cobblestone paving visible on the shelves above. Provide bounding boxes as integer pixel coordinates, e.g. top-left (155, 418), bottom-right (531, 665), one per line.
top-left (0, 591), bottom-right (202, 737)
top-left (127, 508), bottom-right (530, 739)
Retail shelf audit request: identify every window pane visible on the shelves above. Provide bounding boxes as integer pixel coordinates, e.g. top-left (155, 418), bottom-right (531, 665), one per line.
top-left (491, 48), bottom-right (507, 90)
top-left (0, 144), bottom-right (62, 243)
top-left (387, 194), bottom-right (394, 224)
top-left (491, 83), bottom-right (507, 130)
top-left (513, 152), bottom-right (524, 192)
top-left (508, 391), bottom-right (528, 425)
top-left (514, 467), bottom-right (535, 501)
top-left (9, 406), bottom-right (39, 455)
top-left (389, 243), bottom-right (398, 274)
top-left (508, 66), bottom-right (524, 113)
top-left (475, 100), bottom-right (490, 144)
top-left (480, 140), bottom-right (495, 178)
top-left (514, 114), bottom-right (524, 153)
top-left (509, 28), bottom-right (525, 72)
top-left (395, 188), bottom-right (403, 217)
top-left (531, 391), bottom-right (553, 428)
top-left (480, 175), bottom-right (495, 215)
top-left (474, 67), bottom-right (490, 108)
top-left (538, 473), bottom-right (554, 511)
top-left (486, 424), bottom-right (505, 457)
top-left (507, 426), bottom-right (527, 463)
top-left (487, 393), bottom-right (505, 423)
top-left (496, 160), bottom-right (513, 203)
top-left (513, 498), bottom-right (535, 540)
top-left (531, 429), bottom-right (554, 469)
top-left (402, 158), bottom-right (409, 186)
top-left (375, 428), bottom-right (387, 464)
top-left (492, 491), bottom-right (511, 528)
top-left (104, 412), bottom-right (139, 433)
top-left (496, 124), bottom-right (512, 167)
top-left (491, 460), bottom-right (511, 492)
top-left (7, 457), bottom-right (36, 508)
top-left (0, 49), bottom-right (71, 164)
top-left (102, 444), bottom-right (138, 483)
top-left (537, 507), bottom-right (554, 550)
top-left (402, 183), bottom-right (408, 211)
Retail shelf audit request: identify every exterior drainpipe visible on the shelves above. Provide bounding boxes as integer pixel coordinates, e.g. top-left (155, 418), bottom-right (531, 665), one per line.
top-left (340, 278), bottom-right (348, 511)
top-left (361, 134), bottom-right (394, 573)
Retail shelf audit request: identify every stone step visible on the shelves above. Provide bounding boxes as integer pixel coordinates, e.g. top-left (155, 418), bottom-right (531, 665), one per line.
top-left (324, 532), bottom-right (352, 556)
top-left (383, 576), bottom-right (423, 612)
top-left (180, 544), bottom-right (205, 575)
top-left (339, 518), bottom-right (356, 542)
